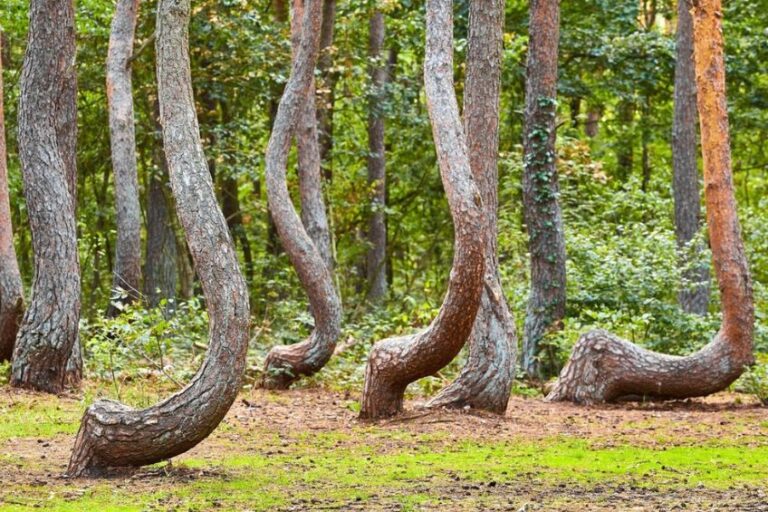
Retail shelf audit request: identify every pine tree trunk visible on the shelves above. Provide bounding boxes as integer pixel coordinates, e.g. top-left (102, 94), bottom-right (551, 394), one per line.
top-left (106, 0), bottom-right (142, 316)
top-left (521, 0), bottom-right (566, 380)
top-left (11, 0), bottom-right (82, 393)
top-left (365, 10), bottom-right (388, 304)
top-left (359, 0), bottom-right (486, 420)
top-left (547, 0), bottom-right (753, 404)
top-left (317, 0), bottom-right (336, 182)
top-left (0, 34), bottom-right (24, 362)
top-left (425, 0), bottom-right (516, 414)
top-left (673, 0), bottom-right (710, 315)
top-left (262, 0), bottom-right (342, 389)
top-left (67, 0), bottom-right (250, 476)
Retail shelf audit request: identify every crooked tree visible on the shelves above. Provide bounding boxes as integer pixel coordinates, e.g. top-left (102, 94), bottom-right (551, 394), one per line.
top-left (262, 0), bottom-right (342, 389)
top-left (425, 0), bottom-right (516, 414)
top-left (546, 0), bottom-right (754, 404)
top-left (11, 0), bottom-right (82, 393)
top-left (521, 0), bottom-right (567, 380)
top-left (0, 34), bottom-right (24, 362)
top-left (67, 0), bottom-right (250, 476)
top-left (359, 0), bottom-right (486, 420)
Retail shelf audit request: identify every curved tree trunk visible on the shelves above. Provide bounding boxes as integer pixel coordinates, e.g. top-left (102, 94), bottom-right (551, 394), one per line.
top-left (262, 0), bottom-right (341, 390)
top-left (11, 0), bottom-right (82, 393)
top-left (521, 0), bottom-right (566, 380)
top-left (359, 0), bottom-right (486, 420)
top-left (66, 0), bottom-right (250, 476)
top-left (291, 0), bottom-right (333, 273)
top-left (547, 0), bottom-right (754, 404)
top-left (0, 35), bottom-right (24, 362)
top-left (365, 9), bottom-right (388, 304)
top-left (425, 0), bottom-right (515, 414)
top-left (106, 0), bottom-right (143, 316)
top-left (673, 0), bottom-right (709, 315)
top-left (316, 0), bottom-right (336, 183)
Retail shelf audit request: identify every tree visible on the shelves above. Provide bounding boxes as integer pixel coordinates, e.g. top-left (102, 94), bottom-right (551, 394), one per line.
top-left (359, 0), bottom-right (486, 420)
top-left (66, 0), bottom-right (250, 476)
top-left (521, 0), bottom-right (567, 380)
top-left (106, 0), bottom-right (142, 315)
top-left (546, 0), bottom-right (754, 403)
top-left (673, 0), bottom-right (709, 315)
top-left (0, 33), bottom-right (24, 362)
top-left (424, 0), bottom-right (516, 413)
top-left (365, 7), bottom-right (389, 303)
top-left (11, 0), bottom-right (82, 393)
top-left (262, 0), bottom-right (341, 389)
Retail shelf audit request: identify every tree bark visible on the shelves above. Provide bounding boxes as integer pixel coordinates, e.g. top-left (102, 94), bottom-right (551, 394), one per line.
top-left (365, 9), bottom-right (388, 304)
top-left (521, 0), bottom-right (566, 380)
top-left (317, 0), bottom-right (336, 182)
top-left (546, 0), bottom-right (754, 404)
top-left (106, 0), bottom-right (143, 316)
top-left (291, 0), bottom-right (334, 273)
top-left (262, 0), bottom-right (342, 390)
top-left (673, 0), bottom-right (709, 315)
top-left (0, 34), bottom-right (24, 362)
top-left (11, 0), bottom-right (82, 393)
top-left (425, 0), bottom-right (516, 414)
top-left (359, 0), bottom-right (486, 420)
top-left (67, 0), bottom-right (250, 476)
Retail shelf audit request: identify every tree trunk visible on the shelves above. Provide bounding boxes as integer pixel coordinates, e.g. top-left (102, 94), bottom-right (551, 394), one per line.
top-left (0, 34), bottom-right (24, 362)
top-left (317, 0), bottom-right (336, 182)
top-left (359, 0), bottom-right (486, 420)
top-left (11, 0), bottom-right (82, 393)
top-left (262, 0), bottom-right (342, 390)
top-left (67, 0), bottom-right (250, 476)
top-left (546, 0), bottom-right (753, 404)
top-left (521, 0), bottom-right (566, 381)
top-left (106, 0), bottom-right (142, 316)
top-left (673, 0), bottom-right (709, 315)
top-left (615, 100), bottom-right (635, 180)
top-left (365, 9), bottom-right (388, 304)
top-left (425, 0), bottom-right (515, 414)
top-left (291, 0), bottom-right (334, 273)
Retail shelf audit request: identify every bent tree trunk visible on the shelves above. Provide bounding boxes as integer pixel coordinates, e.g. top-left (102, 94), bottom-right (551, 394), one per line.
top-left (262, 0), bottom-right (341, 390)
top-left (106, 0), bottom-right (143, 315)
top-left (521, 0), bottom-right (566, 380)
top-left (673, 0), bottom-right (709, 315)
top-left (547, 0), bottom-right (754, 404)
top-left (11, 0), bottom-right (82, 393)
top-left (0, 35), bottom-right (24, 362)
top-left (425, 0), bottom-right (515, 414)
top-left (67, 0), bottom-right (250, 476)
top-left (359, 0), bottom-right (486, 420)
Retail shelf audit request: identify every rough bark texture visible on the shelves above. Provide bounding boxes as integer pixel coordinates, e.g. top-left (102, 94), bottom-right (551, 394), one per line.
top-left (11, 0), bottom-right (82, 393)
top-left (547, 0), bottom-right (754, 404)
top-left (425, 0), bottom-right (516, 414)
top-left (0, 34), bottom-right (24, 362)
top-left (316, 0), bottom-right (336, 182)
top-left (106, 0), bottom-right (143, 315)
top-left (673, 0), bottom-right (710, 315)
top-left (262, 0), bottom-right (342, 390)
top-left (291, 0), bottom-right (333, 273)
top-left (66, 0), bottom-right (250, 476)
top-left (365, 10), bottom-right (388, 304)
top-left (521, 0), bottom-right (566, 380)
top-left (359, 0), bottom-right (486, 420)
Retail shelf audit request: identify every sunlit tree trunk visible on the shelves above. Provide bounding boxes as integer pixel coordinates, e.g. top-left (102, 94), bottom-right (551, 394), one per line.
top-left (425, 0), bottom-right (515, 413)
top-left (67, 0), bottom-right (250, 476)
top-left (521, 0), bottom-right (566, 380)
top-left (11, 0), bottom-right (82, 393)
top-left (547, 0), bottom-right (753, 403)
top-left (359, 0), bottom-right (486, 420)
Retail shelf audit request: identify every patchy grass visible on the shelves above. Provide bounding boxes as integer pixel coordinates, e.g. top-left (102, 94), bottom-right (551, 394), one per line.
top-left (1, 384), bottom-right (767, 511)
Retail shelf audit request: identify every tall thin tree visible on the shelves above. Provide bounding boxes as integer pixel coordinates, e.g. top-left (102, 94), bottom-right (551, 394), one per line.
top-left (67, 0), bottom-right (250, 475)
top-left (521, 0), bottom-right (566, 380)
top-left (425, 0), bottom-right (515, 413)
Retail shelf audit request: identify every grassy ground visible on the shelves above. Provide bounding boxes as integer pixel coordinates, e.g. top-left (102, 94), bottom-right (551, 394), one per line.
top-left (1, 382), bottom-right (767, 511)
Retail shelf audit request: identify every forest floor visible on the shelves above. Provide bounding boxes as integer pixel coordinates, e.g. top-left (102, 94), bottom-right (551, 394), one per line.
top-left (1, 383), bottom-right (767, 511)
